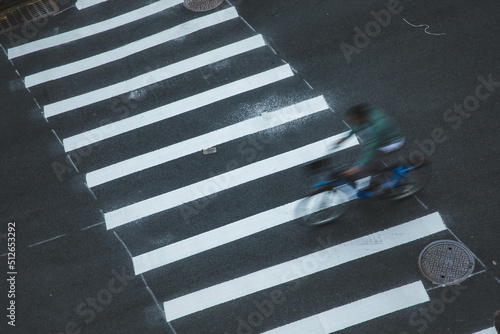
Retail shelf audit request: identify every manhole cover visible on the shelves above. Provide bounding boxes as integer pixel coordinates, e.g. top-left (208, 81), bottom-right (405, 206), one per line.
top-left (183, 0), bottom-right (223, 12)
top-left (418, 240), bottom-right (475, 285)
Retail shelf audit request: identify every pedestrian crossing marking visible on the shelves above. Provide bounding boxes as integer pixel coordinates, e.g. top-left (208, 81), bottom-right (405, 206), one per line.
top-left (86, 96), bottom-right (329, 188)
top-left (472, 328), bottom-right (497, 334)
top-left (133, 188), bottom-right (349, 274)
top-left (8, 2), bottom-right (464, 333)
top-left (63, 63), bottom-right (294, 151)
top-left (262, 281), bottom-right (429, 333)
top-left (8, 0), bottom-right (184, 59)
top-left (104, 132), bottom-right (357, 230)
top-left (45, 33), bottom-right (266, 118)
top-left (24, 7), bottom-right (239, 87)
top-left (162, 212), bottom-right (445, 321)
top-left (75, 0), bottom-right (109, 10)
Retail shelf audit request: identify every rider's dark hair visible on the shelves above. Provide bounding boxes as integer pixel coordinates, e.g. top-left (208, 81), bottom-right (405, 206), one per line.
top-left (345, 103), bottom-right (370, 120)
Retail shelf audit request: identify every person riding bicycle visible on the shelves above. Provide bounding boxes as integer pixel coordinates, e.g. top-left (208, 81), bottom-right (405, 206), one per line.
top-left (336, 103), bottom-right (405, 196)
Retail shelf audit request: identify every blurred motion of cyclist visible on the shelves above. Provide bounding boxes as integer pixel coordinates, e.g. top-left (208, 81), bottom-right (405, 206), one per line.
top-left (336, 103), bottom-right (405, 195)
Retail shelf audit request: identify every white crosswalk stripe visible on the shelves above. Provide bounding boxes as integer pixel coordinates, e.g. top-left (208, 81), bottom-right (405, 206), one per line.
top-left (62, 64), bottom-right (294, 149)
top-left (262, 281), bottom-right (429, 334)
top-left (133, 186), bottom-right (352, 274)
top-left (472, 328), bottom-right (498, 334)
top-left (46, 33), bottom-right (267, 118)
top-left (75, 0), bottom-right (110, 10)
top-left (25, 7), bottom-right (239, 87)
top-left (8, 0), bottom-right (183, 59)
top-left (8, 1), bottom-right (484, 333)
top-left (86, 96), bottom-right (330, 188)
top-left (104, 133), bottom-right (357, 229)
top-left (162, 213), bottom-right (445, 321)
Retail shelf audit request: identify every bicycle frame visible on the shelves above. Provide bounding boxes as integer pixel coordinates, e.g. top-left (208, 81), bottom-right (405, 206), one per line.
top-left (307, 161), bottom-right (418, 199)
top-left (297, 157), bottom-right (429, 225)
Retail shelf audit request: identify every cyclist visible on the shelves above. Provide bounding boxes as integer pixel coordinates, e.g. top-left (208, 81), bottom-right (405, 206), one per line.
top-left (336, 103), bottom-right (405, 196)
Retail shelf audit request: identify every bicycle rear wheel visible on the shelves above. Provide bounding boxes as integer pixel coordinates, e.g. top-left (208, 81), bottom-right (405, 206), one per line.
top-left (295, 187), bottom-right (351, 226)
top-left (386, 157), bottom-right (431, 200)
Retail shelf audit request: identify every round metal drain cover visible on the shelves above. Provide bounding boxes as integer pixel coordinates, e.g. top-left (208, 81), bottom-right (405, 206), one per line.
top-left (418, 240), bottom-right (475, 285)
top-left (183, 0), bottom-right (223, 12)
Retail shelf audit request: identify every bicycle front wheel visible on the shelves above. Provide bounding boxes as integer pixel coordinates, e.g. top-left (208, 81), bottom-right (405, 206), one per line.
top-left (295, 187), bottom-right (351, 226)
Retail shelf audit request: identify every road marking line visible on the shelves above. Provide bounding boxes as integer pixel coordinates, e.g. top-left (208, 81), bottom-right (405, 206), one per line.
top-left (262, 281), bottom-right (429, 333)
top-left (105, 133), bottom-right (357, 230)
top-left (75, 0), bottom-right (108, 10)
top-left (414, 195), bottom-right (429, 210)
top-left (63, 64), bottom-right (293, 151)
top-left (46, 33), bottom-right (264, 118)
top-left (133, 186), bottom-right (352, 274)
top-left (162, 212), bottom-right (444, 321)
top-left (25, 8), bottom-right (239, 87)
top-left (28, 234), bottom-right (66, 248)
top-left (8, 0), bottom-right (183, 59)
top-left (472, 328), bottom-right (497, 334)
top-left (80, 222), bottom-right (105, 231)
top-left (86, 96), bottom-right (329, 188)
top-left (446, 226), bottom-right (487, 269)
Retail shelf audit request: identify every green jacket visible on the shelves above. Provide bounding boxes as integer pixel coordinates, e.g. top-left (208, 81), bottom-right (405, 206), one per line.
top-left (345, 106), bottom-right (402, 167)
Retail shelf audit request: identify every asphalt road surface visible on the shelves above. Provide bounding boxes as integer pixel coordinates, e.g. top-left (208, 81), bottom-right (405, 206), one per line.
top-left (1, 0), bottom-right (499, 333)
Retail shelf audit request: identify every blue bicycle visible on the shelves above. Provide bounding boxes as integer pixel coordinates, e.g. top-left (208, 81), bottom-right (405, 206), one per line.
top-left (295, 154), bottom-right (431, 226)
